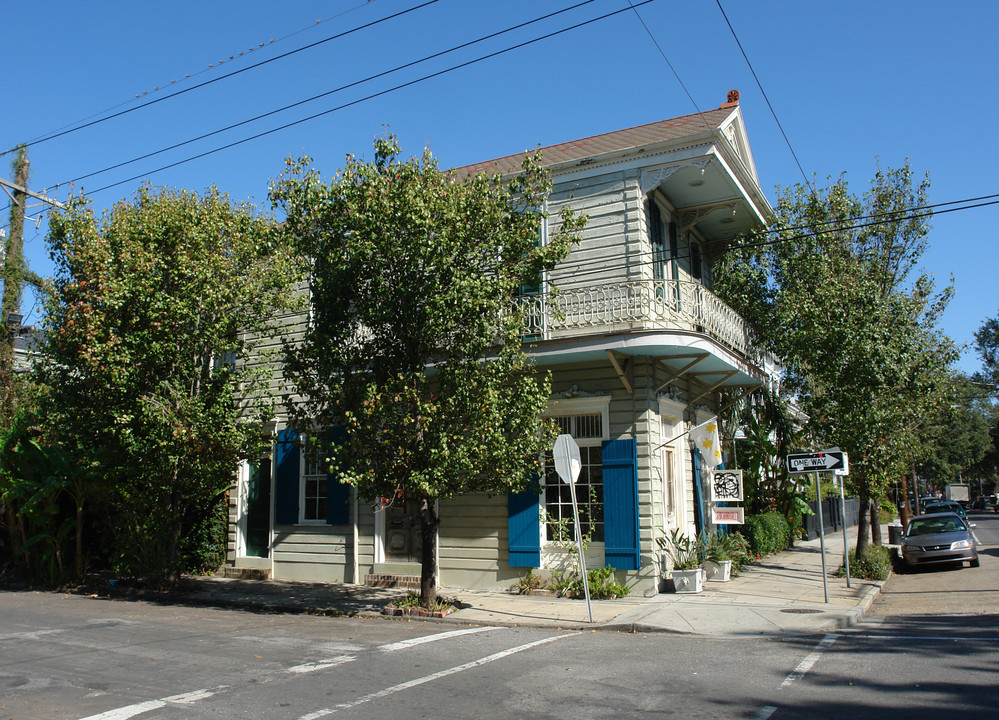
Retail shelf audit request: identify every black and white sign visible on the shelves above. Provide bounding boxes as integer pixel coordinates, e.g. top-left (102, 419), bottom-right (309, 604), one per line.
top-left (710, 469), bottom-right (744, 502)
top-left (786, 451), bottom-right (848, 474)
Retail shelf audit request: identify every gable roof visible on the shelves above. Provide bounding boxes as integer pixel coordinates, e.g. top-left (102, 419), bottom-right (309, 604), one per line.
top-left (454, 105), bottom-right (737, 177)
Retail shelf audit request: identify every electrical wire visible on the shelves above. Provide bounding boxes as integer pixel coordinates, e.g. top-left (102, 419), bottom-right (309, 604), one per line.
top-left (627, 1), bottom-right (703, 115)
top-left (541, 194), bottom-right (999, 285)
top-left (52, 0), bottom-right (603, 192)
top-left (4, 1), bottom-right (379, 156)
top-left (2, 0), bottom-right (443, 157)
top-left (68, 0), bottom-right (660, 198)
top-left (714, 0), bottom-right (813, 193)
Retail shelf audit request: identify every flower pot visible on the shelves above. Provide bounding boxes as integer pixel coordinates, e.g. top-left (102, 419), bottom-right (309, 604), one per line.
top-left (671, 567), bottom-right (704, 593)
top-left (704, 559), bottom-right (732, 582)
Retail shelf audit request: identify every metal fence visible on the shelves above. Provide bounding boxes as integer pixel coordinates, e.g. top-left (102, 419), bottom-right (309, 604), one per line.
top-left (802, 497), bottom-right (860, 540)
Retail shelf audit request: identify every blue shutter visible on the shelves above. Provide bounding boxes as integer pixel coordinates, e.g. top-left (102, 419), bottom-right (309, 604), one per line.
top-left (508, 486), bottom-right (541, 568)
top-left (602, 437), bottom-right (640, 571)
top-left (274, 427), bottom-right (299, 525)
top-left (326, 427), bottom-right (350, 525)
top-left (692, 448), bottom-right (705, 536)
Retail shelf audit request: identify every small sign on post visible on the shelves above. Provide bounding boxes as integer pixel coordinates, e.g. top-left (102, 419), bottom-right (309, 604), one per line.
top-left (552, 434), bottom-right (592, 623)
top-left (786, 451), bottom-right (847, 474)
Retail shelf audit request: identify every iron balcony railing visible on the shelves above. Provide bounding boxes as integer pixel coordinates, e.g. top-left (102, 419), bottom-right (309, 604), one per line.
top-left (517, 278), bottom-right (766, 363)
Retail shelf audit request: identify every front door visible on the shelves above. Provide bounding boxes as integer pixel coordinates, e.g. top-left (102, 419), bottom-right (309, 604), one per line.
top-left (243, 458), bottom-right (271, 558)
top-left (384, 501), bottom-right (422, 563)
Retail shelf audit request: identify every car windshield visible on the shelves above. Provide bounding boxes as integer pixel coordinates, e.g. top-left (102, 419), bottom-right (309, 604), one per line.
top-left (906, 516), bottom-right (966, 536)
top-left (925, 502), bottom-right (964, 516)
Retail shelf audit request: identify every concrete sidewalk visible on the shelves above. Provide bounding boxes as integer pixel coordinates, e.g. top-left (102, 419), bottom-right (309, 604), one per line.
top-left (68, 526), bottom-right (883, 637)
top-left (449, 527), bottom-right (884, 636)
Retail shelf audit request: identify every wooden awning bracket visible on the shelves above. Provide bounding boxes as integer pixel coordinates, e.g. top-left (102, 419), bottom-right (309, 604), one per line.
top-left (606, 350), bottom-right (634, 394)
top-left (653, 353), bottom-right (709, 394)
top-left (685, 370), bottom-right (739, 410)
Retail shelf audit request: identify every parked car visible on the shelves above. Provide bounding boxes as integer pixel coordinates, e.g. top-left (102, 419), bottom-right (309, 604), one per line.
top-left (923, 501), bottom-right (974, 526)
top-left (901, 513), bottom-right (979, 569)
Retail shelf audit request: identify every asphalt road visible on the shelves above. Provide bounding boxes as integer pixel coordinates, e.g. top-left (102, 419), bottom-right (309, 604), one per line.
top-left (2, 513), bottom-right (997, 720)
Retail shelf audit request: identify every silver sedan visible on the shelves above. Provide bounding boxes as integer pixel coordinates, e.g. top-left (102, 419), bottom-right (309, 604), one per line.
top-left (901, 513), bottom-right (979, 569)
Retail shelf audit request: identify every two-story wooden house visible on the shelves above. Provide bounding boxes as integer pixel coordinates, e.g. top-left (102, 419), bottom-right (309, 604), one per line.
top-left (226, 93), bottom-right (777, 596)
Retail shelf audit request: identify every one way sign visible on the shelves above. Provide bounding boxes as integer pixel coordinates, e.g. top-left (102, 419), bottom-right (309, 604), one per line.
top-left (786, 450), bottom-right (848, 474)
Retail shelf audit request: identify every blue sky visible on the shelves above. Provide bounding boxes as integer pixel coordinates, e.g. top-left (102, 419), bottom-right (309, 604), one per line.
top-left (3, 0), bottom-right (997, 373)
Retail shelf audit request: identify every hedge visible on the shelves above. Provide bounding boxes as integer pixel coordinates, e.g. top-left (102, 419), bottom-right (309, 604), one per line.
top-left (743, 512), bottom-right (792, 556)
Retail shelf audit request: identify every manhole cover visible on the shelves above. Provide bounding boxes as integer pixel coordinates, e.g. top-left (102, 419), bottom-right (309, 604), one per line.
top-left (780, 608), bottom-right (823, 614)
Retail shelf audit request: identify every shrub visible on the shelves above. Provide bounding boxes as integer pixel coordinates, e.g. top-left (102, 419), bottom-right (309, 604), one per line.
top-left (837, 544), bottom-right (891, 581)
top-left (514, 568), bottom-right (546, 595)
top-left (548, 565), bottom-right (630, 599)
top-left (743, 512), bottom-right (791, 556)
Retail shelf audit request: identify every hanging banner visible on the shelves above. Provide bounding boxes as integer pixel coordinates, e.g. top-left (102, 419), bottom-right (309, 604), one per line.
top-left (711, 507), bottom-right (745, 525)
top-left (709, 469), bottom-right (744, 502)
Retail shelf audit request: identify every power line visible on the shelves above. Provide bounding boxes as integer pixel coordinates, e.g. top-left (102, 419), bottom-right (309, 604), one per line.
top-left (627, 1), bottom-right (703, 115)
top-left (544, 194), bottom-right (999, 285)
top-left (714, 0), bottom-right (813, 193)
top-left (5, 1), bottom-right (379, 156)
top-left (52, 0), bottom-right (603, 192)
top-left (2, 0), bottom-right (443, 157)
top-left (71, 0), bottom-right (660, 198)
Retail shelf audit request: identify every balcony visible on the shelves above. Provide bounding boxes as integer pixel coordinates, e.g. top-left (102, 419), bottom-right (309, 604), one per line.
top-left (518, 279), bottom-right (764, 365)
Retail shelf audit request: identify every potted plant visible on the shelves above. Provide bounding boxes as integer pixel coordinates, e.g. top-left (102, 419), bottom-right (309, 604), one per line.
top-left (704, 532), bottom-right (733, 582)
top-left (657, 529), bottom-right (704, 593)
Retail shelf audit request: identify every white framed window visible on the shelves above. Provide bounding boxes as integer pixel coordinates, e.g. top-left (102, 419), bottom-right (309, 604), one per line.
top-left (542, 405), bottom-right (610, 544)
top-left (300, 435), bottom-right (327, 523)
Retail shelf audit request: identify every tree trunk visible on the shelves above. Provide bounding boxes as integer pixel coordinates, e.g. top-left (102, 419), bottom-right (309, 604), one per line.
top-left (870, 497), bottom-right (882, 546)
top-left (856, 487), bottom-right (871, 556)
top-left (75, 500), bottom-right (85, 581)
top-left (417, 495), bottom-right (440, 609)
top-left (899, 473), bottom-right (910, 529)
top-left (166, 491), bottom-right (182, 585)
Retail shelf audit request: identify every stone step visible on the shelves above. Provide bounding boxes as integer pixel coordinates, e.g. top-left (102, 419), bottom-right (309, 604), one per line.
top-left (364, 574), bottom-right (420, 589)
top-left (219, 567), bottom-right (271, 581)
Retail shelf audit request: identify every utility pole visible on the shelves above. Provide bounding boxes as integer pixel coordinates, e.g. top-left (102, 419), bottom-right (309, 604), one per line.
top-left (0, 145), bottom-right (62, 419)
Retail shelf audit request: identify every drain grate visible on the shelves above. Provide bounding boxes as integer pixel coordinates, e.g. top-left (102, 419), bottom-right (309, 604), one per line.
top-left (780, 608), bottom-right (823, 614)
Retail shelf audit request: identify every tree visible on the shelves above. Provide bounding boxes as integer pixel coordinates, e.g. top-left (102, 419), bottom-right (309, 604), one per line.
top-left (716, 162), bottom-right (957, 554)
top-left (38, 186), bottom-right (303, 582)
top-left (269, 136), bottom-right (585, 608)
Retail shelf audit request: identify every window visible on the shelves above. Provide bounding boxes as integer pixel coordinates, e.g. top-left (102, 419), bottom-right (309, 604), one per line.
top-left (301, 435), bottom-right (327, 522)
top-left (543, 413), bottom-right (604, 542)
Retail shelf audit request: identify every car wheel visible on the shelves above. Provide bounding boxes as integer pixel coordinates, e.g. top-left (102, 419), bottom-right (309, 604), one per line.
top-left (970, 557), bottom-right (980, 568)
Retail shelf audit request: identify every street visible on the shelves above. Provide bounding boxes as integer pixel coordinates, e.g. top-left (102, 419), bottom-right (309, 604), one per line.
top-left (2, 511), bottom-right (997, 720)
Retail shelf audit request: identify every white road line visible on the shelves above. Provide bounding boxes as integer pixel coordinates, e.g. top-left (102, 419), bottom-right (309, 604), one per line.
top-left (297, 632), bottom-right (581, 719)
top-left (851, 634), bottom-right (999, 642)
top-left (753, 706), bottom-right (778, 720)
top-left (77, 687), bottom-right (222, 720)
top-left (287, 655), bottom-right (357, 674)
top-left (781, 633), bottom-right (839, 688)
top-left (286, 626), bottom-right (499, 674)
top-left (0, 628), bottom-right (67, 641)
top-left (378, 626), bottom-right (498, 652)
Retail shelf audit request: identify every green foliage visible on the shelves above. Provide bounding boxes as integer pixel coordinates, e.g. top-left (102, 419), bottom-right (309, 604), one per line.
top-left (837, 544), bottom-right (891, 581)
top-left (716, 161), bottom-right (958, 555)
top-left (722, 532), bottom-right (753, 574)
top-left (657, 528), bottom-right (704, 570)
top-left (545, 565), bottom-right (630, 599)
top-left (704, 530), bottom-right (752, 572)
top-left (742, 512), bottom-right (792, 556)
top-left (39, 185), bottom-right (302, 583)
top-left (269, 135), bottom-right (585, 607)
top-left (514, 568), bottom-right (546, 595)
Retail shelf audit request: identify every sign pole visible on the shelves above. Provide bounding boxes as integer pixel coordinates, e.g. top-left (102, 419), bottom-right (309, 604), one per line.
top-left (553, 434), bottom-right (592, 624)
top-left (815, 471), bottom-right (829, 603)
top-left (839, 474), bottom-right (851, 588)
top-left (568, 478), bottom-right (593, 623)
